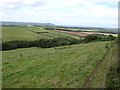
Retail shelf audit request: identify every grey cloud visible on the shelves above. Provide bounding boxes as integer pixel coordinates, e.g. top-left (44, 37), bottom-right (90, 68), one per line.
top-left (1, 0), bottom-right (46, 12)
top-left (23, 1), bottom-right (45, 7)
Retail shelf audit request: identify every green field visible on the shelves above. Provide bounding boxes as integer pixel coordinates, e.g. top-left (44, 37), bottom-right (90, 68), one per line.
top-left (2, 41), bottom-right (112, 88)
top-left (2, 26), bottom-right (80, 42)
top-left (26, 26), bottom-right (80, 39)
top-left (2, 26), bottom-right (118, 88)
top-left (2, 26), bottom-right (49, 41)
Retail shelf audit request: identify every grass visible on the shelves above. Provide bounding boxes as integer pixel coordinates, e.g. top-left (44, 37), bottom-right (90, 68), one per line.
top-left (2, 26), bottom-right (50, 42)
top-left (2, 26), bottom-right (80, 42)
top-left (2, 41), bottom-right (110, 88)
top-left (2, 26), bottom-right (116, 88)
top-left (89, 42), bottom-right (114, 88)
top-left (83, 41), bottom-right (119, 88)
top-left (26, 26), bottom-right (80, 39)
top-left (105, 39), bottom-right (119, 88)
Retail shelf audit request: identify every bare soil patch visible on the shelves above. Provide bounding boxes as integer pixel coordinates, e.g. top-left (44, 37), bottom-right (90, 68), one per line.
top-left (55, 30), bottom-right (88, 37)
top-left (55, 30), bottom-right (118, 37)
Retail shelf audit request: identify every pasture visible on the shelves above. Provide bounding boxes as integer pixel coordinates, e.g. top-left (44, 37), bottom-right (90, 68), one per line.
top-left (2, 41), bottom-right (112, 88)
top-left (2, 26), bottom-right (80, 42)
top-left (2, 26), bottom-right (48, 42)
top-left (2, 26), bottom-right (118, 88)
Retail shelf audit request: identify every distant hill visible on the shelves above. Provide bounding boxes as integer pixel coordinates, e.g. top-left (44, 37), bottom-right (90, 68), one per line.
top-left (1, 21), bottom-right (118, 33)
top-left (57, 26), bottom-right (118, 33)
top-left (1, 21), bottom-right (55, 26)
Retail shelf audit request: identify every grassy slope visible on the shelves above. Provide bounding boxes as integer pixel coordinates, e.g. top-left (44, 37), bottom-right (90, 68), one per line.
top-left (87, 42), bottom-right (115, 88)
top-left (3, 41), bottom-right (110, 88)
top-left (104, 38), bottom-right (119, 88)
top-left (2, 26), bottom-right (80, 42)
top-left (2, 26), bottom-right (50, 42)
top-left (26, 27), bottom-right (80, 39)
top-left (82, 40), bottom-right (118, 88)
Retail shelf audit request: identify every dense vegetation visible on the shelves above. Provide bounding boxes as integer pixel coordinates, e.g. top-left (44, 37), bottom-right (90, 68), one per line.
top-left (106, 63), bottom-right (119, 88)
top-left (2, 37), bottom-right (81, 50)
top-left (84, 34), bottom-right (115, 43)
top-left (105, 35), bottom-right (120, 88)
top-left (2, 34), bottom-right (115, 50)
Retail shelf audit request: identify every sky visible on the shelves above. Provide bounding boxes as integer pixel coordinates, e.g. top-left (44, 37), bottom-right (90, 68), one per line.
top-left (0, 0), bottom-right (118, 28)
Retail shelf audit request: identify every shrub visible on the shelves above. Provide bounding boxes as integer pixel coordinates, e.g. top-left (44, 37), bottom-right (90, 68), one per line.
top-left (107, 35), bottom-right (115, 40)
top-left (84, 34), bottom-right (116, 43)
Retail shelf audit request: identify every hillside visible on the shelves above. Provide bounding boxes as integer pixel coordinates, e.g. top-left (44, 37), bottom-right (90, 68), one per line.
top-left (2, 26), bottom-right (50, 42)
top-left (1, 21), bottom-right (118, 34)
top-left (3, 41), bottom-right (112, 88)
top-left (105, 36), bottom-right (119, 88)
top-left (2, 25), bottom-right (118, 88)
top-left (2, 26), bottom-right (80, 42)
top-left (1, 21), bottom-right (55, 26)
top-left (82, 40), bottom-right (118, 88)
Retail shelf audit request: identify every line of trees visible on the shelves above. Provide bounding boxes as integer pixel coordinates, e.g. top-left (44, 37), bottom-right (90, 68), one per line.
top-left (2, 34), bottom-right (116, 51)
top-left (84, 34), bottom-right (115, 43)
top-left (2, 37), bottom-right (81, 50)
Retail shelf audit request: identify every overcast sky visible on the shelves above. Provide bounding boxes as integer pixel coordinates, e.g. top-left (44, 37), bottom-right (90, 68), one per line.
top-left (0, 0), bottom-right (118, 28)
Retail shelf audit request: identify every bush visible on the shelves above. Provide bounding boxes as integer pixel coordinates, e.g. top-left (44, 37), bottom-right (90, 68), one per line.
top-left (105, 64), bottom-right (120, 88)
top-left (107, 35), bottom-right (115, 40)
top-left (84, 34), bottom-right (116, 43)
top-left (84, 34), bottom-right (98, 42)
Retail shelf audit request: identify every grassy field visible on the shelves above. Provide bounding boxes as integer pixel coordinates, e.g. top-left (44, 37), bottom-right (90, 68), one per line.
top-left (26, 26), bottom-right (80, 39)
top-left (2, 26), bottom-right (80, 42)
top-left (85, 42), bottom-right (116, 88)
top-left (2, 26), bottom-right (51, 42)
top-left (2, 41), bottom-right (111, 88)
top-left (2, 26), bottom-right (118, 88)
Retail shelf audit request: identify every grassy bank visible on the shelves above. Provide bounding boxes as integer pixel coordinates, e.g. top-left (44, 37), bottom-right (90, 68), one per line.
top-left (2, 41), bottom-right (111, 88)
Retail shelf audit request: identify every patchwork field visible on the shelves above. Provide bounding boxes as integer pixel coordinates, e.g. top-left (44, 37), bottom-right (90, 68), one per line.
top-left (2, 26), bottom-right (80, 42)
top-left (55, 30), bottom-right (118, 37)
top-left (55, 30), bottom-right (88, 37)
top-left (2, 41), bottom-right (112, 88)
top-left (2, 25), bottom-right (118, 88)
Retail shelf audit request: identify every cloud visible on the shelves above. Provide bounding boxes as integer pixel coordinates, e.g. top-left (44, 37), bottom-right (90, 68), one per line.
top-left (0, 0), bottom-right (118, 28)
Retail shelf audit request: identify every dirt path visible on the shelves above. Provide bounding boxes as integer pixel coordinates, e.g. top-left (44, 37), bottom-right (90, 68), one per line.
top-left (82, 48), bottom-right (111, 88)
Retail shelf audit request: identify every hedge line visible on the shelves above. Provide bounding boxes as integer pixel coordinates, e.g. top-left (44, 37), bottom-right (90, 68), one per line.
top-left (2, 37), bottom-right (81, 50)
top-left (2, 34), bottom-right (116, 51)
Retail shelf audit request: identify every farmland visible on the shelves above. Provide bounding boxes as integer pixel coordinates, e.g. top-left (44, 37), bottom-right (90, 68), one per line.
top-left (3, 41), bottom-right (112, 88)
top-left (2, 26), bottom-right (80, 42)
top-left (2, 25), bottom-right (118, 88)
top-left (55, 30), bottom-right (118, 37)
top-left (2, 26), bottom-right (47, 42)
